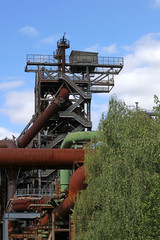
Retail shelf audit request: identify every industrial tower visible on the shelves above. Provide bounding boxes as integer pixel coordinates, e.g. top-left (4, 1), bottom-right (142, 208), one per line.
top-left (19, 36), bottom-right (123, 148)
top-left (0, 36), bottom-right (123, 240)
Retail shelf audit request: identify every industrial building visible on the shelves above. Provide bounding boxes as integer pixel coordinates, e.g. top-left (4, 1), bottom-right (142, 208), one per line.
top-left (0, 36), bottom-right (123, 239)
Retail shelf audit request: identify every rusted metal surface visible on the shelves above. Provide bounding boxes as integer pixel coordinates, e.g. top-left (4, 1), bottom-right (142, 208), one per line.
top-left (10, 233), bottom-right (35, 239)
top-left (12, 197), bottom-right (42, 212)
top-left (0, 139), bottom-right (16, 148)
top-left (69, 215), bottom-right (75, 240)
top-left (57, 35), bottom-right (70, 73)
top-left (0, 148), bottom-right (84, 169)
top-left (7, 171), bottom-right (18, 201)
top-left (54, 165), bottom-right (86, 220)
top-left (62, 47), bottom-right (65, 73)
top-left (39, 213), bottom-right (49, 226)
top-left (18, 88), bottom-right (69, 148)
top-left (52, 211), bottom-right (55, 240)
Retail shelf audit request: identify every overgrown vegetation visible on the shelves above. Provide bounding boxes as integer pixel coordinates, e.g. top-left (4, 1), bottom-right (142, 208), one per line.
top-left (73, 96), bottom-right (160, 240)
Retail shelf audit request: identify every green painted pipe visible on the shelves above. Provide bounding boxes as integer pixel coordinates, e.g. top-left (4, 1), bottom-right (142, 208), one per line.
top-left (61, 131), bottom-right (98, 149)
top-left (60, 169), bottom-right (70, 192)
top-left (60, 131), bottom-right (98, 192)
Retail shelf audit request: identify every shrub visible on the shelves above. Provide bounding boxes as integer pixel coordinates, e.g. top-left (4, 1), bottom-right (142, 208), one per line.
top-left (73, 96), bottom-right (160, 240)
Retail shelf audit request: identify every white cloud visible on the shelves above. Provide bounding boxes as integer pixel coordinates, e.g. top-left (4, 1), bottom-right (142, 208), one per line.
top-left (38, 33), bottom-right (71, 47)
top-left (0, 90), bottom-right (34, 124)
top-left (0, 80), bottom-right (24, 91)
top-left (40, 34), bottom-right (61, 45)
top-left (85, 44), bottom-right (99, 53)
top-left (102, 44), bottom-right (117, 54)
top-left (90, 32), bottom-right (160, 129)
top-left (112, 32), bottom-right (160, 110)
top-left (19, 26), bottom-right (39, 37)
top-left (0, 127), bottom-right (19, 140)
top-left (85, 43), bottom-right (117, 55)
top-left (152, 0), bottom-right (160, 7)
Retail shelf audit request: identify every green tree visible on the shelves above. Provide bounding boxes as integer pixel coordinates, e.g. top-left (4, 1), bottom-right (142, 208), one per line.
top-left (73, 96), bottom-right (160, 240)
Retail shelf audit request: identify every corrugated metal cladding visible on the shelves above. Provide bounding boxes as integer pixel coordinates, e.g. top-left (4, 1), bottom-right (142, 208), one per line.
top-left (69, 51), bottom-right (98, 64)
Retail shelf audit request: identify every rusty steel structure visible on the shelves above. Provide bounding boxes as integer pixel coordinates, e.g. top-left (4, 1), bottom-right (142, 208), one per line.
top-left (0, 35), bottom-right (123, 240)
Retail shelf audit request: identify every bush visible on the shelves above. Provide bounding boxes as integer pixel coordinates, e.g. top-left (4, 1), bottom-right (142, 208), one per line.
top-left (73, 96), bottom-right (160, 240)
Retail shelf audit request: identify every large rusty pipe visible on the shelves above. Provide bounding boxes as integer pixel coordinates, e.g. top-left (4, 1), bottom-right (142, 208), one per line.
top-left (54, 165), bottom-right (86, 220)
top-left (18, 88), bottom-right (69, 148)
top-left (11, 197), bottom-right (42, 212)
top-left (0, 140), bottom-right (17, 201)
top-left (0, 148), bottom-right (84, 169)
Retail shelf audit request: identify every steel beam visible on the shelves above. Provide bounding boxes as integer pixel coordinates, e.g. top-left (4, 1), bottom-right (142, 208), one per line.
top-left (3, 212), bottom-right (40, 240)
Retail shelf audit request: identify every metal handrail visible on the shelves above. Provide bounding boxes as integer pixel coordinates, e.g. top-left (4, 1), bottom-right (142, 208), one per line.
top-left (15, 188), bottom-right (57, 197)
top-left (27, 54), bottom-right (57, 64)
top-left (26, 54), bottom-right (124, 66)
top-left (57, 38), bottom-right (70, 47)
top-left (98, 56), bottom-right (124, 65)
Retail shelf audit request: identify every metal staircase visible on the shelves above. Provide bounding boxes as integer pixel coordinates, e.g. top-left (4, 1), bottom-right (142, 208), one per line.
top-left (46, 133), bottom-right (67, 148)
top-left (65, 97), bottom-right (84, 112)
top-left (59, 112), bottom-right (92, 128)
top-left (60, 73), bottom-right (91, 99)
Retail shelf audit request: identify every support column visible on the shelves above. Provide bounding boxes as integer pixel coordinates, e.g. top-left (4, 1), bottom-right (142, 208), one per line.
top-left (62, 47), bottom-right (65, 74)
top-left (3, 213), bottom-right (8, 240)
top-left (3, 213), bottom-right (40, 240)
top-left (7, 171), bottom-right (17, 201)
top-left (51, 212), bottom-right (55, 240)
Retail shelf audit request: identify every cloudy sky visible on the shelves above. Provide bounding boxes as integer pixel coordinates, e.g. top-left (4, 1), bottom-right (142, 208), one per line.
top-left (0, 0), bottom-right (160, 139)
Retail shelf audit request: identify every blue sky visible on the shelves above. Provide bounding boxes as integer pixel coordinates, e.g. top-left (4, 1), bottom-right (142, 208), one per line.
top-left (1, 0), bottom-right (160, 139)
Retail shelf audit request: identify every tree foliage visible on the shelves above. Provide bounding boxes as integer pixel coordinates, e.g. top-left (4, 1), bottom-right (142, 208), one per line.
top-left (73, 96), bottom-right (160, 240)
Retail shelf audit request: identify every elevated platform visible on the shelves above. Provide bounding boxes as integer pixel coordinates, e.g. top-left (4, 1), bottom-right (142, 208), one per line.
top-left (25, 53), bottom-right (123, 94)
top-left (26, 54), bottom-right (123, 72)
